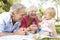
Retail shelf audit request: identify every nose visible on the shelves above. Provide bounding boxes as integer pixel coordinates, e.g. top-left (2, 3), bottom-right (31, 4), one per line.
top-left (32, 13), bottom-right (36, 16)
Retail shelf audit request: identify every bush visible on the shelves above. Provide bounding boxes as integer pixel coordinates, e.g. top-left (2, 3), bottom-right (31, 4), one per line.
top-left (0, 0), bottom-right (21, 13)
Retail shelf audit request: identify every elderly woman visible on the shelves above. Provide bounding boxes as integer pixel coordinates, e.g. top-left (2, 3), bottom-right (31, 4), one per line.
top-left (20, 6), bottom-right (38, 34)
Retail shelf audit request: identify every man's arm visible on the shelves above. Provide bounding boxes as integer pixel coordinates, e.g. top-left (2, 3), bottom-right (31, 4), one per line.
top-left (0, 21), bottom-right (25, 36)
top-left (0, 29), bottom-right (26, 37)
top-left (0, 32), bottom-right (14, 37)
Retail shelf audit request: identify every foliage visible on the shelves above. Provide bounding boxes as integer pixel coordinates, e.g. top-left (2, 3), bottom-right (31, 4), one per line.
top-left (38, 6), bottom-right (44, 16)
top-left (0, 0), bottom-right (21, 13)
top-left (52, 0), bottom-right (60, 5)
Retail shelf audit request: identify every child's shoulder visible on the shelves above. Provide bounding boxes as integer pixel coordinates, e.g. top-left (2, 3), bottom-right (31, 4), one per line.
top-left (50, 18), bottom-right (56, 22)
top-left (49, 18), bottom-right (56, 24)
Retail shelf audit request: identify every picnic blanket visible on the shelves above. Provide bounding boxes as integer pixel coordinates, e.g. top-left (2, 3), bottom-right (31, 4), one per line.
top-left (0, 34), bottom-right (35, 40)
top-left (0, 33), bottom-right (54, 40)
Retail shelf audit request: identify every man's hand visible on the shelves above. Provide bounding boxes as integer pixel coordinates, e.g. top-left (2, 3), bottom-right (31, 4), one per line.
top-left (14, 28), bottom-right (27, 35)
top-left (0, 28), bottom-right (27, 37)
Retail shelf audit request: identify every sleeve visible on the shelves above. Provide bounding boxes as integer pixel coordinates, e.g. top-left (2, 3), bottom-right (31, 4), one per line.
top-left (20, 18), bottom-right (26, 28)
top-left (0, 16), bottom-right (5, 32)
top-left (50, 19), bottom-right (56, 25)
top-left (33, 18), bottom-right (38, 27)
top-left (48, 19), bottom-right (56, 28)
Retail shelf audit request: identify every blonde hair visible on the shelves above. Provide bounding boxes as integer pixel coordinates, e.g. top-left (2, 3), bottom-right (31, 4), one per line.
top-left (46, 7), bottom-right (56, 18)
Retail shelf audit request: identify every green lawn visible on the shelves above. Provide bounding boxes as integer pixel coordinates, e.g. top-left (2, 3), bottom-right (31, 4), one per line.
top-left (37, 38), bottom-right (60, 40)
top-left (55, 25), bottom-right (60, 34)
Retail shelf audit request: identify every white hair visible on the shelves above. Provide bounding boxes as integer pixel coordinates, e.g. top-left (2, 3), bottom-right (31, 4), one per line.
top-left (10, 3), bottom-right (25, 14)
top-left (27, 6), bottom-right (39, 14)
top-left (27, 6), bottom-right (37, 12)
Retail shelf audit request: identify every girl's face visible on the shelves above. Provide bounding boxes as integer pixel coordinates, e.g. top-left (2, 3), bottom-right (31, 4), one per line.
top-left (44, 10), bottom-right (51, 20)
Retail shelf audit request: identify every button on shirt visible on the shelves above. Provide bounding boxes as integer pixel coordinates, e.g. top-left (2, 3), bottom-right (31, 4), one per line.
top-left (0, 12), bottom-right (21, 33)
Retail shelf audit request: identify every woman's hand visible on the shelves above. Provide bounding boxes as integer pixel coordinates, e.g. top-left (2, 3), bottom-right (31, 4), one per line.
top-left (28, 25), bottom-right (37, 33)
top-left (29, 25), bottom-right (37, 31)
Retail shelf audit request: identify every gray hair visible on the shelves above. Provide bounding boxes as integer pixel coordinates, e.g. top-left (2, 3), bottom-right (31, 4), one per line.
top-left (28, 6), bottom-right (37, 12)
top-left (10, 3), bottom-right (25, 14)
top-left (27, 6), bottom-right (39, 14)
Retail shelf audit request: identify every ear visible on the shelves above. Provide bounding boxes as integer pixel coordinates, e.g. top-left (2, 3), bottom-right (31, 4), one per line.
top-left (12, 12), bottom-right (16, 17)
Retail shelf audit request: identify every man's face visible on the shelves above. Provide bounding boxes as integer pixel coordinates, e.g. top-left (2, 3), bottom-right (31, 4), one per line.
top-left (29, 9), bottom-right (37, 18)
top-left (14, 8), bottom-right (25, 22)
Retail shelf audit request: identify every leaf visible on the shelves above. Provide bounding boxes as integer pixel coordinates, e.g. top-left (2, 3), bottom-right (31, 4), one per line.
top-left (0, 1), bottom-right (4, 7)
top-left (0, 7), bottom-right (5, 13)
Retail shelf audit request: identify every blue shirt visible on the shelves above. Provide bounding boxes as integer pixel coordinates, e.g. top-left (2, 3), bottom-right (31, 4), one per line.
top-left (0, 12), bottom-right (21, 33)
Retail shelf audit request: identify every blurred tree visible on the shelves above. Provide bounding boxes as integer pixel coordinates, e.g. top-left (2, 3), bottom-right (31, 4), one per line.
top-left (38, 6), bottom-right (44, 16)
top-left (0, 0), bottom-right (21, 13)
top-left (0, 0), bottom-right (5, 13)
top-left (0, 7), bottom-right (5, 13)
top-left (52, 0), bottom-right (60, 20)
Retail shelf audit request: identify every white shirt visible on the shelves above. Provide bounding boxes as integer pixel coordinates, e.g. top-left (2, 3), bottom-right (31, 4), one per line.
top-left (40, 18), bottom-right (56, 32)
top-left (0, 12), bottom-right (21, 33)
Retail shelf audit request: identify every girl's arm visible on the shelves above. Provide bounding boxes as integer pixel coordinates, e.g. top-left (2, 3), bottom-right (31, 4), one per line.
top-left (51, 24), bottom-right (57, 38)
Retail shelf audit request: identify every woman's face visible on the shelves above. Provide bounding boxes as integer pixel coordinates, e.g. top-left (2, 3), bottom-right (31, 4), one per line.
top-left (29, 9), bottom-right (37, 18)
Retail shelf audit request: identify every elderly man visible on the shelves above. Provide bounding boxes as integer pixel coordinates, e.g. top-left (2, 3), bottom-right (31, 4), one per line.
top-left (0, 3), bottom-right (26, 36)
top-left (20, 6), bottom-right (38, 34)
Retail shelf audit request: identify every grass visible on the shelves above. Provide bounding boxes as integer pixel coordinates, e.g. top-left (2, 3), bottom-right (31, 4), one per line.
top-left (37, 38), bottom-right (60, 40)
top-left (55, 25), bottom-right (60, 34)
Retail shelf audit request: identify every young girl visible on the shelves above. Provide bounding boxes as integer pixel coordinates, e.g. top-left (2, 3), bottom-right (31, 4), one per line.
top-left (34, 7), bottom-right (57, 39)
